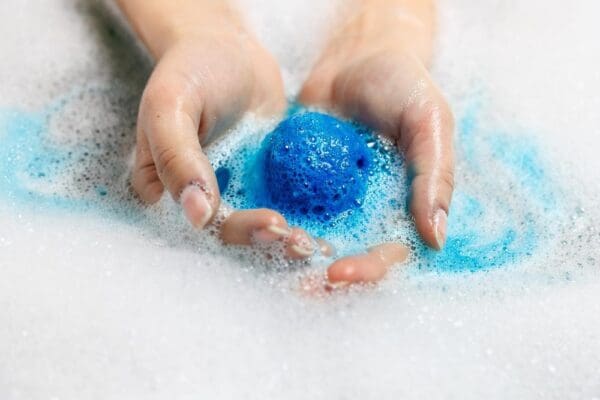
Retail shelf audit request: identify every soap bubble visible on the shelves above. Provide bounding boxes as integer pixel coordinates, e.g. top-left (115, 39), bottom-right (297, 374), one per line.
top-left (1, 0), bottom-right (600, 398)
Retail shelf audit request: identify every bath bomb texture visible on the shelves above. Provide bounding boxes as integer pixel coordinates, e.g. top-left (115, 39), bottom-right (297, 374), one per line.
top-left (261, 112), bottom-right (372, 221)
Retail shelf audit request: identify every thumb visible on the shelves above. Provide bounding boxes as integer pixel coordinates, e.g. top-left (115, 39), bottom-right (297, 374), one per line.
top-left (399, 90), bottom-right (455, 250)
top-left (132, 73), bottom-right (220, 229)
top-left (328, 53), bottom-right (455, 249)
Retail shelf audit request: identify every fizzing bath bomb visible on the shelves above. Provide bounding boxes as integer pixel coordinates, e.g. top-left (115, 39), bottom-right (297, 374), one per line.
top-left (261, 112), bottom-right (372, 221)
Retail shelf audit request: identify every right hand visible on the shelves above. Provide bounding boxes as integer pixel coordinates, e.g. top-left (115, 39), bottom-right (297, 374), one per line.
top-left (131, 24), bottom-right (286, 228)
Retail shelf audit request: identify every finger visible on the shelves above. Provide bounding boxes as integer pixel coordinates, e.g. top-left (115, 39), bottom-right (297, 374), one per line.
top-left (131, 129), bottom-right (164, 203)
top-left (220, 208), bottom-right (290, 245)
top-left (220, 210), bottom-right (317, 261)
top-left (138, 67), bottom-right (220, 229)
top-left (327, 243), bottom-right (409, 286)
top-left (315, 238), bottom-right (336, 257)
top-left (399, 90), bottom-right (454, 250)
top-left (286, 228), bottom-right (316, 260)
top-left (330, 54), bottom-right (455, 250)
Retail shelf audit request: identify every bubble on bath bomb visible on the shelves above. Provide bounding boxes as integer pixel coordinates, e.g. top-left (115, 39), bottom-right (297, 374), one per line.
top-left (260, 112), bottom-right (372, 222)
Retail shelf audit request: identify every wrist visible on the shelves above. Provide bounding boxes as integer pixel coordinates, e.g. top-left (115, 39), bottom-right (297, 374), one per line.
top-left (116, 0), bottom-right (246, 60)
top-left (337, 0), bottom-right (435, 64)
top-left (158, 11), bottom-right (247, 58)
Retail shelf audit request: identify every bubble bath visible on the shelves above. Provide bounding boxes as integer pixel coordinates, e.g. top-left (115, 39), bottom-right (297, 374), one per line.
top-left (212, 110), bottom-right (407, 251)
top-left (1, 0), bottom-right (600, 399)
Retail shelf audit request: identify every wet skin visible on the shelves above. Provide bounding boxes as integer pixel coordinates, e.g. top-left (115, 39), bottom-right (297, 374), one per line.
top-left (217, 207), bottom-right (410, 288)
top-left (116, 0), bottom-right (453, 289)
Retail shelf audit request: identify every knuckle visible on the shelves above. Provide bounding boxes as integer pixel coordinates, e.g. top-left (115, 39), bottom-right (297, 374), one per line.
top-left (155, 146), bottom-right (180, 178)
top-left (438, 166), bottom-right (455, 192)
top-left (135, 160), bottom-right (159, 181)
top-left (141, 69), bottom-right (190, 113)
top-left (154, 147), bottom-right (210, 198)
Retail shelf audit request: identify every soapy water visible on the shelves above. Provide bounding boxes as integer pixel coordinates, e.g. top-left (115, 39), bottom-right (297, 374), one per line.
top-left (213, 109), bottom-right (405, 249)
top-left (212, 104), bottom-right (558, 273)
top-left (3, 0), bottom-right (600, 398)
top-left (0, 0), bottom-right (576, 276)
top-left (0, 91), bottom-right (563, 273)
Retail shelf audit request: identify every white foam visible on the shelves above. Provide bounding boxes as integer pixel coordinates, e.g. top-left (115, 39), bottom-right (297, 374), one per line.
top-left (1, 0), bottom-right (600, 398)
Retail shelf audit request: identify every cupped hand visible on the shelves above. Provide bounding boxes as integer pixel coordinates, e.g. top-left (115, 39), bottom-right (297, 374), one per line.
top-left (132, 23), bottom-right (286, 228)
top-left (124, 6), bottom-right (408, 290)
top-left (124, 1), bottom-right (448, 289)
top-left (218, 208), bottom-right (410, 292)
top-left (300, 3), bottom-right (455, 251)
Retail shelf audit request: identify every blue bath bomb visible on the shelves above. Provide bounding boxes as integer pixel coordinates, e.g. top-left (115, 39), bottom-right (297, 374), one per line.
top-left (261, 112), bottom-right (372, 221)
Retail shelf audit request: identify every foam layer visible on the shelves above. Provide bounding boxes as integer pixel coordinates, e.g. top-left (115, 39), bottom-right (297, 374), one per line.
top-left (212, 109), bottom-right (407, 249)
top-left (1, 0), bottom-right (600, 399)
top-left (206, 98), bottom-right (563, 272)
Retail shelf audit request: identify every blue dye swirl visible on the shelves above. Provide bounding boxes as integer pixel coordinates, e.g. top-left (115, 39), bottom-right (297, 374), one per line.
top-left (0, 98), bottom-right (142, 223)
top-left (415, 102), bottom-right (557, 272)
top-left (0, 95), bottom-right (561, 273)
top-left (0, 108), bottom-right (84, 209)
top-left (215, 110), bottom-right (405, 243)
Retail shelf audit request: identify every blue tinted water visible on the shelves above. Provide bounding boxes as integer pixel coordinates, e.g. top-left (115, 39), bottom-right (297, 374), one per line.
top-left (0, 97), bottom-right (561, 273)
top-left (415, 103), bottom-right (553, 272)
top-left (215, 109), bottom-right (405, 243)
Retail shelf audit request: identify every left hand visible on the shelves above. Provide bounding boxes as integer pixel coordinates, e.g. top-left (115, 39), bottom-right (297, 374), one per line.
top-left (300, 2), bottom-right (455, 253)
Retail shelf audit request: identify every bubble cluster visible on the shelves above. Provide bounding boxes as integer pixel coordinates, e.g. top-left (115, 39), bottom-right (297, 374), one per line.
top-left (2, 0), bottom-right (600, 399)
top-left (212, 108), bottom-right (409, 252)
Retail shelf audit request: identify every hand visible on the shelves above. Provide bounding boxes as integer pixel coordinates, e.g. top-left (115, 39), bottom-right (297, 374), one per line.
top-left (218, 208), bottom-right (410, 291)
top-left (300, 0), bottom-right (455, 250)
top-left (151, 28), bottom-right (415, 288)
top-left (118, 0), bottom-right (439, 289)
top-left (120, 0), bottom-right (286, 227)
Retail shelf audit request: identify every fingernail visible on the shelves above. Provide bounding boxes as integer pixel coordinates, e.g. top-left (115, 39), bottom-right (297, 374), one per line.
top-left (316, 238), bottom-right (336, 257)
top-left (433, 209), bottom-right (448, 250)
top-left (253, 225), bottom-right (291, 243)
top-left (266, 225), bottom-right (292, 237)
top-left (181, 185), bottom-right (213, 229)
top-left (368, 243), bottom-right (409, 263)
top-left (326, 280), bottom-right (351, 291)
top-left (290, 244), bottom-right (315, 257)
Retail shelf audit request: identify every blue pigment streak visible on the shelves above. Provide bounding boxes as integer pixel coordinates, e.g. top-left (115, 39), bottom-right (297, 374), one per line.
top-left (0, 104), bottom-right (142, 224)
top-left (410, 104), bottom-right (551, 272)
top-left (417, 192), bottom-right (538, 272)
top-left (0, 108), bottom-right (85, 210)
top-left (0, 98), bottom-right (559, 273)
top-left (214, 106), bottom-right (558, 272)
